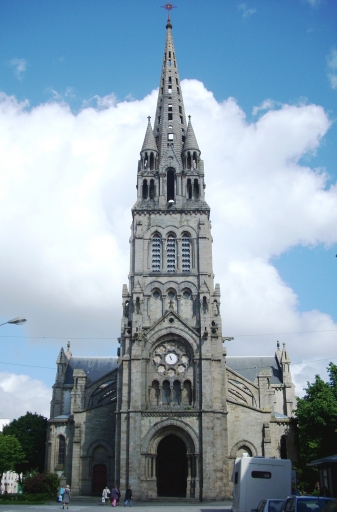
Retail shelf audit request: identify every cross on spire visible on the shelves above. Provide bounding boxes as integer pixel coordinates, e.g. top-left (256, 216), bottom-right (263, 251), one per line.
top-left (161, 3), bottom-right (176, 22)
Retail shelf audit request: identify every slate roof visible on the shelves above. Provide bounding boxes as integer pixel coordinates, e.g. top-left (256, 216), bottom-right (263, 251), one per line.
top-left (226, 356), bottom-right (282, 385)
top-left (65, 356), bottom-right (118, 385)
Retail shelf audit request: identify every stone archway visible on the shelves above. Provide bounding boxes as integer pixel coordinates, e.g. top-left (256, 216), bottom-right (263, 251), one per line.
top-left (141, 419), bottom-right (199, 499)
top-left (157, 434), bottom-right (187, 497)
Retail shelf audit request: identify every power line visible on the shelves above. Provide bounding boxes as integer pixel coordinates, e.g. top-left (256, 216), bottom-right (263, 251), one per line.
top-left (0, 355), bottom-right (336, 372)
top-left (0, 328), bottom-right (336, 340)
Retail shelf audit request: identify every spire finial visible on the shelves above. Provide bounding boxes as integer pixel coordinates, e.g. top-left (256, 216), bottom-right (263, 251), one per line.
top-left (161, 3), bottom-right (176, 25)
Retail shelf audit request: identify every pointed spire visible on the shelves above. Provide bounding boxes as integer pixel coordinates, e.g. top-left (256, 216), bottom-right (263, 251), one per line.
top-left (153, 17), bottom-right (188, 166)
top-left (141, 117), bottom-right (157, 153)
top-left (183, 116), bottom-right (200, 153)
top-left (56, 347), bottom-right (67, 365)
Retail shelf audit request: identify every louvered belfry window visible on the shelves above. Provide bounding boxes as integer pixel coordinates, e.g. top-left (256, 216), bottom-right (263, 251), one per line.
top-left (167, 236), bottom-right (176, 272)
top-left (182, 236), bottom-right (191, 272)
top-left (152, 236), bottom-right (161, 272)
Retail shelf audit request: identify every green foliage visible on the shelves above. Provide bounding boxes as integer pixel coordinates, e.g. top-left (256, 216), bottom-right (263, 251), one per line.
top-left (2, 412), bottom-right (48, 474)
top-left (295, 362), bottom-right (337, 490)
top-left (23, 472), bottom-right (59, 496)
top-left (0, 434), bottom-right (25, 480)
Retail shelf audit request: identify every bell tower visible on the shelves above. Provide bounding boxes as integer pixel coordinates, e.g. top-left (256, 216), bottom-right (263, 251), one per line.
top-left (115, 9), bottom-right (229, 500)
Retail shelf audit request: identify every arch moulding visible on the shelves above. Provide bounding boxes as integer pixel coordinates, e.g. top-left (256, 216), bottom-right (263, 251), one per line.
top-left (229, 439), bottom-right (258, 459)
top-left (141, 417), bottom-right (199, 455)
top-left (85, 438), bottom-right (114, 458)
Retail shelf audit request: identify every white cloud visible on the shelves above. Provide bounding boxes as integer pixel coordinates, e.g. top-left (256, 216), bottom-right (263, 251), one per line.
top-left (252, 99), bottom-right (282, 116)
top-left (238, 3), bottom-right (256, 19)
top-left (0, 80), bottom-right (336, 414)
top-left (327, 47), bottom-right (337, 90)
top-left (8, 58), bottom-right (27, 80)
top-left (0, 373), bottom-right (51, 420)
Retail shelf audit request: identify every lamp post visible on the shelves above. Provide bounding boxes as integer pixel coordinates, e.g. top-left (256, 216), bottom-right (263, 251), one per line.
top-left (0, 317), bottom-right (27, 327)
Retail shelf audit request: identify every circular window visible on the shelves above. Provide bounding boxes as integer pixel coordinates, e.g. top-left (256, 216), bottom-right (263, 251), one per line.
top-left (183, 291), bottom-right (191, 299)
top-left (153, 291), bottom-right (160, 299)
top-left (169, 317), bottom-right (174, 324)
top-left (168, 291), bottom-right (175, 299)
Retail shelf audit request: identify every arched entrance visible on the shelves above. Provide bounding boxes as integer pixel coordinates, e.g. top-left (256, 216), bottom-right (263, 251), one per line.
top-left (157, 434), bottom-right (187, 497)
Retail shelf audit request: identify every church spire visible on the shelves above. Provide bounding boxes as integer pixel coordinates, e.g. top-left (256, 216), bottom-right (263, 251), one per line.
top-left (152, 15), bottom-right (188, 166)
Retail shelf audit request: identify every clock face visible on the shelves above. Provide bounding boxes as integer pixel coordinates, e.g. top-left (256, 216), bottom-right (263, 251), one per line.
top-left (152, 340), bottom-right (190, 375)
top-left (165, 353), bottom-right (178, 365)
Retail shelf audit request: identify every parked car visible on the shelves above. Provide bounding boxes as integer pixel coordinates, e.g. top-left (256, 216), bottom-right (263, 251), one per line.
top-left (282, 496), bottom-right (333, 512)
top-left (320, 499), bottom-right (337, 512)
top-left (255, 499), bottom-right (285, 512)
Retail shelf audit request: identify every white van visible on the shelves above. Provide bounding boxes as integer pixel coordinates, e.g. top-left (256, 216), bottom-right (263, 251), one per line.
top-left (231, 455), bottom-right (292, 512)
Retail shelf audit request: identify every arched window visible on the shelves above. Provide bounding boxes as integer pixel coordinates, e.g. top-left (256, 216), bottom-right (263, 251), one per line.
top-left (280, 435), bottom-right (287, 459)
top-left (187, 179), bottom-right (192, 199)
top-left (187, 152), bottom-right (192, 169)
top-left (142, 179), bottom-right (148, 199)
top-left (172, 380), bottom-right (181, 404)
top-left (167, 235), bottom-right (176, 272)
top-left (162, 380), bottom-right (170, 404)
top-left (149, 152), bottom-right (154, 170)
top-left (167, 168), bottom-right (175, 201)
top-left (58, 435), bottom-right (65, 465)
top-left (193, 179), bottom-right (199, 199)
top-left (182, 233), bottom-right (191, 272)
top-left (149, 179), bottom-right (155, 199)
top-left (152, 234), bottom-right (161, 272)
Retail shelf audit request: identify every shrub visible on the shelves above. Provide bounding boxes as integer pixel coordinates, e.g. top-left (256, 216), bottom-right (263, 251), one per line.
top-left (22, 472), bottom-right (59, 497)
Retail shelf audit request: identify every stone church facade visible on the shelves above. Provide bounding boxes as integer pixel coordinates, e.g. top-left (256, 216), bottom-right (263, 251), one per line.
top-left (46, 16), bottom-right (297, 500)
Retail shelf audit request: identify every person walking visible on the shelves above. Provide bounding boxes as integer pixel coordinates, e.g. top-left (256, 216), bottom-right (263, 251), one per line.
top-left (62, 485), bottom-right (71, 510)
top-left (124, 486), bottom-right (132, 507)
top-left (116, 487), bottom-right (121, 506)
top-left (110, 486), bottom-right (118, 507)
top-left (102, 486), bottom-right (110, 505)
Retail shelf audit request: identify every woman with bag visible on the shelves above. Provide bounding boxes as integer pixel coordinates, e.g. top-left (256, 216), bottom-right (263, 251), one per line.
top-left (102, 486), bottom-right (110, 505)
top-left (110, 486), bottom-right (118, 507)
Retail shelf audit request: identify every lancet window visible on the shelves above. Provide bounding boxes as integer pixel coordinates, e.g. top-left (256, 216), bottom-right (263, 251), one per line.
top-left (181, 234), bottom-right (191, 272)
top-left (58, 435), bottom-right (66, 465)
top-left (167, 235), bottom-right (176, 272)
top-left (151, 235), bottom-right (161, 272)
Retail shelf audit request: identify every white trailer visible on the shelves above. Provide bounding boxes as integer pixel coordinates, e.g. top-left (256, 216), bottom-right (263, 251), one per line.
top-left (231, 455), bottom-right (292, 512)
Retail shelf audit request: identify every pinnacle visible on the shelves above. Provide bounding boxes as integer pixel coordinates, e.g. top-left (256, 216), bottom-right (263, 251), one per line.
top-left (183, 116), bottom-right (200, 153)
top-left (141, 117), bottom-right (157, 153)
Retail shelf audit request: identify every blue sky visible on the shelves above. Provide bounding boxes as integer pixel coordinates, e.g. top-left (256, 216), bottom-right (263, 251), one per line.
top-left (0, 0), bottom-right (336, 419)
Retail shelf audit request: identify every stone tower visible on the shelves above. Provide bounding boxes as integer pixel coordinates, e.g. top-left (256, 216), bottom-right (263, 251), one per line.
top-left (115, 13), bottom-right (229, 500)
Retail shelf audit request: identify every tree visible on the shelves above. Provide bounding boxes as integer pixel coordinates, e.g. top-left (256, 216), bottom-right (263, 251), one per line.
top-left (2, 412), bottom-right (48, 475)
top-left (0, 434), bottom-right (26, 484)
top-left (295, 362), bottom-right (337, 489)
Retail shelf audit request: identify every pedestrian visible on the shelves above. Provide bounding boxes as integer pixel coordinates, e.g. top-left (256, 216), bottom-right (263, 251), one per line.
top-left (58, 485), bottom-right (65, 503)
top-left (124, 486), bottom-right (132, 507)
top-left (62, 485), bottom-right (71, 509)
top-left (102, 486), bottom-right (110, 505)
top-left (110, 486), bottom-right (118, 507)
top-left (116, 487), bottom-right (121, 506)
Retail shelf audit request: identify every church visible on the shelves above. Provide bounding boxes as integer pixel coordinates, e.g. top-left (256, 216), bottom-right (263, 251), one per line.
top-left (46, 11), bottom-right (297, 501)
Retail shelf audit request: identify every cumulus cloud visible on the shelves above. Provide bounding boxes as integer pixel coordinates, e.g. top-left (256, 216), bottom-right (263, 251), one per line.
top-left (327, 47), bottom-right (337, 90)
top-left (238, 3), bottom-right (256, 19)
top-left (0, 373), bottom-right (51, 419)
top-left (7, 58), bottom-right (27, 80)
top-left (0, 79), bottom-right (336, 414)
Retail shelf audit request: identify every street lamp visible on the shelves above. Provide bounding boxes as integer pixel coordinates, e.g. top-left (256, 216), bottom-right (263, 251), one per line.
top-left (0, 317), bottom-right (27, 327)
